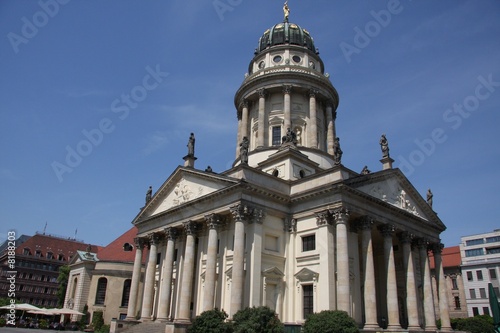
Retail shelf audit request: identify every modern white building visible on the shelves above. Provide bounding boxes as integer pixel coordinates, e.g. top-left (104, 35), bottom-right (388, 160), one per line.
top-left (460, 229), bottom-right (500, 317)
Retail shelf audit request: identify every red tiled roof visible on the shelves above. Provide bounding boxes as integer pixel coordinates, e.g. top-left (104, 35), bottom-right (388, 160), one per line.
top-left (97, 226), bottom-right (147, 263)
top-left (429, 245), bottom-right (461, 269)
top-left (15, 233), bottom-right (100, 263)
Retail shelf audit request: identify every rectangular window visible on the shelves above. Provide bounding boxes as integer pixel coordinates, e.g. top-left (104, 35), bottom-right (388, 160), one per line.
top-left (477, 270), bottom-right (483, 281)
top-left (272, 126), bottom-right (281, 146)
top-left (494, 287), bottom-right (500, 298)
top-left (480, 288), bottom-right (487, 298)
top-left (303, 284), bottom-right (314, 318)
top-left (467, 271), bottom-right (473, 281)
top-left (452, 277), bottom-right (458, 290)
top-left (465, 249), bottom-right (484, 257)
top-left (490, 269), bottom-right (497, 279)
top-left (466, 238), bottom-right (484, 246)
top-left (470, 289), bottom-right (476, 299)
top-left (454, 296), bottom-right (461, 309)
top-left (486, 236), bottom-right (500, 243)
top-left (487, 247), bottom-right (500, 254)
top-left (483, 307), bottom-right (490, 316)
top-left (472, 307), bottom-right (479, 316)
top-left (302, 235), bottom-right (316, 252)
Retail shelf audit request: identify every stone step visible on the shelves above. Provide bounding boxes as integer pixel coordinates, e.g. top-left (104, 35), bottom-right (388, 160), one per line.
top-left (120, 321), bottom-right (166, 333)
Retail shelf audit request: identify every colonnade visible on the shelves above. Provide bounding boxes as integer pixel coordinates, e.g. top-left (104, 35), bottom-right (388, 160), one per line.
top-left (125, 206), bottom-right (451, 331)
top-left (236, 85), bottom-right (336, 155)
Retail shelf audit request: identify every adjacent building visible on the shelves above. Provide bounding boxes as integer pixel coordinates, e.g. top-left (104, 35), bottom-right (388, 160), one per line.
top-left (63, 226), bottom-right (146, 324)
top-left (430, 246), bottom-right (468, 319)
top-left (0, 232), bottom-right (100, 308)
top-left (460, 229), bottom-right (500, 317)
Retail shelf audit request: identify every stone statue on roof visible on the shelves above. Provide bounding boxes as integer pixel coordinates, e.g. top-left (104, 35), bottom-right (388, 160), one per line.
top-left (187, 133), bottom-right (195, 156)
top-left (146, 186), bottom-right (152, 203)
top-left (333, 137), bottom-right (343, 165)
top-left (380, 134), bottom-right (390, 158)
top-left (427, 188), bottom-right (433, 208)
top-left (240, 136), bottom-right (249, 164)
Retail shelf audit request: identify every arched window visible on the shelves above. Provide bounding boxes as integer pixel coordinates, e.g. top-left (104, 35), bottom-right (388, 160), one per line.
top-left (95, 278), bottom-right (107, 305)
top-left (121, 279), bottom-right (132, 307)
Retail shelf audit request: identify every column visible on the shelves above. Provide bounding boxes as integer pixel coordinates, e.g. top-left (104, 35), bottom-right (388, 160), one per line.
top-left (230, 204), bottom-right (249, 318)
top-left (283, 85), bottom-right (292, 130)
top-left (332, 207), bottom-right (350, 313)
top-left (379, 225), bottom-right (401, 330)
top-left (308, 89), bottom-right (318, 148)
top-left (126, 238), bottom-right (145, 320)
top-left (248, 210), bottom-right (264, 307)
top-left (203, 214), bottom-right (222, 312)
top-left (241, 99), bottom-right (249, 140)
top-left (257, 88), bottom-right (266, 148)
top-left (140, 233), bottom-right (160, 321)
top-left (175, 221), bottom-right (198, 324)
top-left (419, 239), bottom-right (437, 330)
top-left (326, 102), bottom-right (335, 155)
top-left (358, 217), bottom-right (378, 329)
top-left (157, 227), bottom-right (178, 321)
top-left (433, 243), bottom-right (452, 331)
top-left (400, 232), bottom-right (419, 329)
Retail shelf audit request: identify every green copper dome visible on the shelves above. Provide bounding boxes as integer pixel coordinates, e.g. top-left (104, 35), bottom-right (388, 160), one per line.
top-left (256, 21), bottom-right (317, 55)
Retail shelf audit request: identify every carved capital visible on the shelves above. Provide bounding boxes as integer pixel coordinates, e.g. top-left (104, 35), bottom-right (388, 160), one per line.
top-left (230, 203), bottom-right (253, 223)
top-left (164, 227), bottom-right (179, 241)
top-left (240, 98), bottom-right (249, 109)
top-left (308, 88), bottom-right (319, 98)
top-left (134, 237), bottom-right (146, 249)
top-left (315, 211), bottom-right (332, 226)
top-left (283, 85), bottom-right (292, 94)
top-left (148, 233), bottom-right (161, 246)
top-left (284, 218), bottom-right (297, 233)
top-left (257, 88), bottom-right (267, 98)
top-left (205, 213), bottom-right (223, 230)
top-left (398, 231), bottom-right (414, 244)
top-left (430, 242), bottom-right (444, 254)
top-left (183, 220), bottom-right (199, 236)
top-left (330, 207), bottom-right (349, 224)
top-left (378, 224), bottom-right (395, 238)
top-left (356, 216), bottom-right (374, 231)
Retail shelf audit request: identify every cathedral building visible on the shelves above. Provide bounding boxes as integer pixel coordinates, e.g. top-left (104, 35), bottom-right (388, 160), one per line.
top-left (70, 8), bottom-right (453, 333)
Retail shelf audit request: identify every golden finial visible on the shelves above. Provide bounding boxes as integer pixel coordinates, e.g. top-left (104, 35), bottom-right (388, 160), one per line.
top-left (283, 1), bottom-right (290, 22)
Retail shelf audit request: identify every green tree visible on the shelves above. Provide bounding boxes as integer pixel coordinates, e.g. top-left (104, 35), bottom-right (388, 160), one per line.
top-left (188, 308), bottom-right (231, 333)
top-left (231, 306), bottom-right (284, 333)
top-left (453, 315), bottom-right (494, 333)
top-left (56, 265), bottom-right (70, 307)
top-left (302, 310), bottom-right (359, 333)
top-left (92, 311), bottom-right (104, 331)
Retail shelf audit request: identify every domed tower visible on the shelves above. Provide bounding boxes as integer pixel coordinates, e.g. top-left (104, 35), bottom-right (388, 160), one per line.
top-left (234, 10), bottom-right (339, 180)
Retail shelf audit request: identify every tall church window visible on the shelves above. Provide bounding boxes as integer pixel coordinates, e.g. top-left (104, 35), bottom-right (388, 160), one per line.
top-left (272, 126), bottom-right (281, 146)
top-left (121, 279), bottom-right (131, 307)
top-left (95, 278), bottom-right (107, 305)
top-left (454, 296), bottom-right (461, 309)
top-left (303, 284), bottom-right (313, 318)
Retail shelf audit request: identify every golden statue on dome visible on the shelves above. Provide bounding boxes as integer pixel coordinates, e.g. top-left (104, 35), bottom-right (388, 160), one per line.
top-left (283, 1), bottom-right (290, 21)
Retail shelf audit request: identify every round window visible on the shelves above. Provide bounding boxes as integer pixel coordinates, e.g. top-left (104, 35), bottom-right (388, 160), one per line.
top-left (273, 55), bottom-right (282, 63)
top-left (292, 55), bottom-right (301, 63)
top-left (258, 61), bottom-right (265, 69)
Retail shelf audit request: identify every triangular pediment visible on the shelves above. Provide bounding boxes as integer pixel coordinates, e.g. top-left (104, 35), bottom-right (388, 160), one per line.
top-left (294, 267), bottom-right (318, 282)
top-left (133, 167), bottom-right (239, 223)
top-left (349, 169), bottom-right (441, 226)
top-left (263, 266), bottom-right (284, 278)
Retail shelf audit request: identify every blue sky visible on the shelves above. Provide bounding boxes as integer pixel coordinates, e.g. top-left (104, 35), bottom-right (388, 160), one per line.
top-left (1, 0), bottom-right (499, 247)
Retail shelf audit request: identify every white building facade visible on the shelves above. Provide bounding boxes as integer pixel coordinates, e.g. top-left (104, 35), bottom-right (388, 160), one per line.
top-left (118, 13), bottom-right (452, 333)
top-left (460, 229), bottom-right (500, 317)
